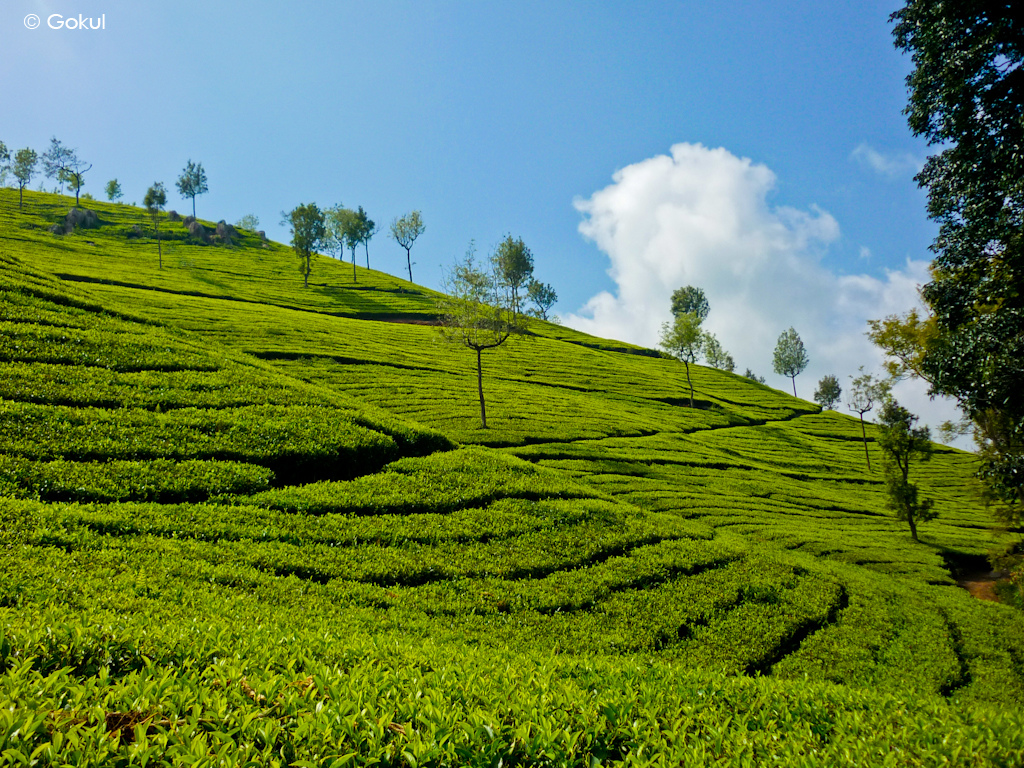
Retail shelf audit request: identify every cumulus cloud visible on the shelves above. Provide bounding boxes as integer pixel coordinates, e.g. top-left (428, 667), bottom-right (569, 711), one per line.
top-left (851, 142), bottom-right (923, 179)
top-left (565, 142), bottom-right (963, 443)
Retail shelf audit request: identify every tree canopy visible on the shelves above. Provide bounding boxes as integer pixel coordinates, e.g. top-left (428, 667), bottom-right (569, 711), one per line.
top-left (175, 160), bottom-right (209, 218)
top-left (875, 0), bottom-right (1024, 522)
top-left (41, 137), bottom-right (91, 206)
top-left (285, 203), bottom-right (327, 289)
top-left (436, 243), bottom-right (520, 428)
top-left (493, 235), bottom-right (534, 317)
top-left (877, 398), bottom-right (936, 542)
top-left (772, 327), bottom-right (808, 397)
top-left (12, 149), bottom-right (37, 209)
top-left (390, 210), bottom-right (425, 283)
top-left (659, 312), bottom-right (704, 409)
top-left (143, 182), bottom-right (167, 269)
top-left (814, 375), bottom-right (842, 411)
top-left (671, 286), bottom-right (709, 322)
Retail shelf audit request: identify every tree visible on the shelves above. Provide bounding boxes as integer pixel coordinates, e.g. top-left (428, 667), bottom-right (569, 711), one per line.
top-left (12, 149), bottom-right (37, 208)
top-left (493, 235), bottom-right (534, 317)
top-left (877, 398), bottom-right (936, 541)
top-left (744, 368), bottom-right (766, 384)
top-left (671, 285), bottom-right (710, 321)
top-left (876, 2), bottom-right (1024, 523)
top-left (175, 160), bottom-right (208, 218)
top-left (659, 312), bottom-right (704, 408)
top-left (814, 375), bottom-right (842, 410)
top-left (143, 183), bottom-right (167, 269)
top-left (436, 243), bottom-right (520, 429)
top-left (236, 214), bottom-right (259, 231)
top-left (526, 279), bottom-right (558, 321)
top-left (284, 203), bottom-right (326, 288)
top-left (105, 179), bottom-right (123, 202)
top-left (324, 206), bottom-right (361, 281)
top-left (703, 332), bottom-right (735, 372)
top-left (354, 207), bottom-right (378, 269)
top-left (773, 327), bottom-right (809, 397)
top-left (390, 210), bottom-right (425, 282)
top-left (41, 137), bottom-right (91, 206)
top-left (0, 142), bottom-right (9, 186)
top-left (847, 368), bottom-right (888, 471)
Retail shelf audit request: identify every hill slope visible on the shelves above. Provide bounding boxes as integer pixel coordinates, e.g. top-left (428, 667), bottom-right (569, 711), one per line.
top-left (2, 192), bottom-right (1023, 765)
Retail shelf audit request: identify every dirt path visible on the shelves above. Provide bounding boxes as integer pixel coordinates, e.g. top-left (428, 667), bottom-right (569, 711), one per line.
top-left (958, 572), bottom-right (1002, 602)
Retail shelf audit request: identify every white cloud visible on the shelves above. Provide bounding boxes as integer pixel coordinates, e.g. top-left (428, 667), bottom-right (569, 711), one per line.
top-left (851, 142), bottom-right (923, 179)
top-left (566, 142), bottom-right (965, 445)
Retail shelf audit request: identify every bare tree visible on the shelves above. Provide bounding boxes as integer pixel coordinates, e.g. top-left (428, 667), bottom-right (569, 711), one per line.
top-left (390, 210), bottom-right (425, 282)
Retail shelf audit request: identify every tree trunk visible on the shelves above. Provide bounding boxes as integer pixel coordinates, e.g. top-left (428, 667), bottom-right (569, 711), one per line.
top-left (19, 186), bottom-right (23, 208)
top-left (476, 348), bottom-right (487, 429)
top-left (859, 413), bottom-right (871, 471)
top-left (75, 182), bottom-right (80, 206)
top-left (192, 197), bottom-right (196, 219)
top-left (303, 253), bottom-right (309, 288)
top-left (352, 248), bottom-right (357, 283)
top-left (791, 376), bottom-right (797, 397)
top-left (406, 248), bottom-right (413, 283)
top-left (156, 224), bottom-right (162, 269)
top-left (907, 512), bottom-right (918, 541)
top-left (685, 361), bottom-right (694, 409)
top-left (364, 242), bottom-right (370, 269)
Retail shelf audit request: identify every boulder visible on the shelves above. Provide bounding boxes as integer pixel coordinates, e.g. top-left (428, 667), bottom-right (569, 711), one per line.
top-left (167, 210), bottom-right (181, 222)
top-left (187, 220), bottom-right (209, 242)
top-left (183, 215), bottom-right (196, 227)
top-left (128, 224), bottom-right (143, 238)
top-left (215, 220), bottom-right (237, 244)
top-left (64, 207), bottom-right (100, 231)
top-left (258, 230), bottom-right (267, 240)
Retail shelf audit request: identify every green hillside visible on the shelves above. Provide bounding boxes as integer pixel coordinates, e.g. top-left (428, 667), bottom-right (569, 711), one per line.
top-left (2, 192), bottom-right (1023, 765)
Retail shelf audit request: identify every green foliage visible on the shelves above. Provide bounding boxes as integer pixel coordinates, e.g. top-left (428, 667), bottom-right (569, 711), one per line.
top-left (284, 202), bottom-right (326, 288)
top-left (814, 374), bottom-right (842, 410)
top-left (773, 327), bottom-right (809, 397)
top-left (493, 235), bottom-right (534, 317)
top-left (41, 137), bottom-right (90, 206)
top-left (12, 149), bottom-right (37, 208)
top-left (888, 1), bottom-right (1024, 525)
top-left (104, 178), bottom-right (122, 202)
top-left (389, 210), bottom-right (425, 282)
top-left (877, 398), bottom-right (936, 541)
top-left (526, 278), bottom-right (557, 321)
top-left (744, 368), bottom-right (766, 384)
top-left (702, 331), bottom-right (734, 372)
top-left (175, 159), bottom-right (208, 218)
top-left (670, 285), bottom-right (709, 321)
top-left (235, 213), bottom-right (259, 231)
top-left (659, 312), bottom-right (703, 407)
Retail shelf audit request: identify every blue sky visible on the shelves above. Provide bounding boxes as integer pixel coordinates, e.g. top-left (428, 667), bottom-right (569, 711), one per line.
top-left (3, 0), bottom-right (957, 430)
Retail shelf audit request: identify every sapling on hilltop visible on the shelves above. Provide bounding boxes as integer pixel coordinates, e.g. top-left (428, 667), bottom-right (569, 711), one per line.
top-left (846, 368), bottom-right (889, 471)
top-left (526, 279), bottom-right (558, 321)
top-left (703, 332), bottom-right (735, 372)
top-left (176, 160), bottom-right (208, 218)
top-left (814, 375), bottom-right (842, 410)
top-left (12, 148), bottom-right (38, 209)
top-left (105, 179), bottom-right (123, 202)
top-left (436, 242), bottom-right (521, 429)
top-left (41, 137), bottom-right (91, 206)
top-left (390, 210), bottom-right (425, 283)
top-left (493, 235), bottom-right (534, 318)
top-left (143, 182), bottom-right (167, 269)
top-left (659, 312), bottom-right (704, 409)
top-left (284, 203), bottom-right (327, 288)
top-left (877, 397), bottom-right (936, 541)
top-left (773, 327), bottom-right (808, 398)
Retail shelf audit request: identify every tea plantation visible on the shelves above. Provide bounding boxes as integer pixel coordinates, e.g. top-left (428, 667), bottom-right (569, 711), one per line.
top-left (2, 192), bottom-right (1023, 765)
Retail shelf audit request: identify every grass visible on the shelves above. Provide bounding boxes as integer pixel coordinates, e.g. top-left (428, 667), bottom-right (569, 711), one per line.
top-left (1, 190), bottom-right (1023, 764)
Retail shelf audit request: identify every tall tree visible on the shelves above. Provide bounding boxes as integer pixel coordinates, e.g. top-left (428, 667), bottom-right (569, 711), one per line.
top-left (143, 183), bottom-right (167, 269)
top-left (284, 203), bottom-right (326, 288)
top-left (12, 148), bottom-right (36, 209)
top-left (355, 207), bottom-right (379, 269)
top-left (390, 210), bottom-right (425, 283)
top-left (324, 206), bottom-right (360, 281)
top-left (814, 375), bottom-right (842, 410)
top-left (105, 179), bottom-right (123, 202)
top-left (436, 243), bottom-right (520, 429)
top-left (873, 1), bottom-right (1024, 523)
top-left (702, 332), bottom-right (735, 372)
top-left (877, 398), bottom-right (936, 542)
top-left (493, 235), bottom-right (534, 317)
top-left (659, 312), bottom-right (704, 409)
top-left (41, 137), bottom-right (91, 206)
top-left (847, 368), bottom-right (887, 471)
top-left (773, 327), bottom-right (809, 397)
top-left (526, 279), bottom-right (558, 321)
top-left (671, 285), bottom-right (710, 321)
top-left (0, 142), bottom-right (9, 187)
top-left (175, 160), bottom-right (208, 218)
